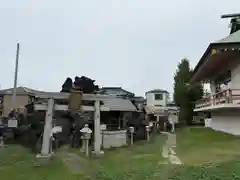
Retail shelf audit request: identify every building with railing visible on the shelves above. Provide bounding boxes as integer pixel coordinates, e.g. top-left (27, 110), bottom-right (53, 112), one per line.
top-left (145, 89), bottom-right (179, 125)
top-left (191, 19), bottom-right (240, 135)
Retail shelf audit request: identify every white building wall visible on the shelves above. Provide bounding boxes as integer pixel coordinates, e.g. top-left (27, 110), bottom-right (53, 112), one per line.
top-left (204, 118), bottom-right (212, 128)
top-left (168, 114), bottom-right (178, 123)
top-left (101, 130), bottom-right (127, 149)
top-left (146, 92), bottom-right (168, 107)
top-left (231, 62), bottom-right (240, 89)
top-left (168, 107), bottom-right (179, 123)
top-left (230, 63), bottom-right (240, 104)
top-left (211, 111), bottom-right (240, 135)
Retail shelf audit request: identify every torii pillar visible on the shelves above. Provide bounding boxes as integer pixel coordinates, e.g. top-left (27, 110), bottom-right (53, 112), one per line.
top-left (92, 100), bottom-right (103, 155)
top-left (36, 98), bottom-right (54, 158)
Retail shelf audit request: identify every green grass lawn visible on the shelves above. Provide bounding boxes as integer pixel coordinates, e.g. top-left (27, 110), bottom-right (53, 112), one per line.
top-left (1, 127), bottom-right (240, 179)
top-left (176, 127), bottom-right (240, 165)
top-left (0, 145), bottom-right (83, 180)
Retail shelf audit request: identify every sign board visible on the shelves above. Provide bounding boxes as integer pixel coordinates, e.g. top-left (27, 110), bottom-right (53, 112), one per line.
top-left (100, 124), bottom-right (107, 131)
top-left (8, 118), bottom-right (18, 128)
top-left (52, 126), bottom-right (62, 134)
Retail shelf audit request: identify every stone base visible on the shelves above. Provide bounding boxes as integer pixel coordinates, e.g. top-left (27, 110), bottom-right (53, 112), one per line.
top-left (92, 150), bottom-right (104, 157)
top-left (80, 148), bottom-right (85, 153)
top-left (36, 154), bottom-right (52, 159)
top-left (0, 144), bottom-right (7, 148)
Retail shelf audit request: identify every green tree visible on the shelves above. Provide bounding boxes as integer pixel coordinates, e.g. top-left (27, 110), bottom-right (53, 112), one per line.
top-left (173, 58), bottom-right (203, 125)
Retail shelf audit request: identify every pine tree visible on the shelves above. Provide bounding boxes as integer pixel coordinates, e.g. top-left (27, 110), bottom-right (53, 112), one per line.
top-left (173, 58), bottom-right (203, 125)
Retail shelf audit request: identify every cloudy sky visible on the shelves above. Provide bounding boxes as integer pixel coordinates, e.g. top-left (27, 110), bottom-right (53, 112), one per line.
top-left (0, 1), bottom-right (239, 96)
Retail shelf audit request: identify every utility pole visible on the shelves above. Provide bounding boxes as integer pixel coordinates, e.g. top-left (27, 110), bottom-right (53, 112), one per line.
top-left (12, 43), bottom-right (20, 110)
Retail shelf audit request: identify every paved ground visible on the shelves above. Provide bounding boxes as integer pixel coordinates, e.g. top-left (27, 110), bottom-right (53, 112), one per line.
top-left (161, 132), bottom-right (182, 165)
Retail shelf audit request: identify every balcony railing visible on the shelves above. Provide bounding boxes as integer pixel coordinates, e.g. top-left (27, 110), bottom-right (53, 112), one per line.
top-left (195, 89), bottom-right (240, 109)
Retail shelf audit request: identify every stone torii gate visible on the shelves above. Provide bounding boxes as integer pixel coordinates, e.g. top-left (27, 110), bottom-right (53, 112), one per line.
top-left (34, 92), bottom-right (111, 158)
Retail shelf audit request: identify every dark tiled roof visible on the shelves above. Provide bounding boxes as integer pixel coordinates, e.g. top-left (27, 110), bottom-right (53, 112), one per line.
top-left (0, 87), bottom-right (29, 95)
top-left (101, 87), bottom-right (122, 90)
top-left (100, 87), bottom-right (135, 97)
top-left (102, 97), bottom-right (137, 111)
top-left (216, 30), bottom-right (240, 44)
top-left (0, 86), bottom-right (46, 95)
top-left (0, 86), bottom-right (137, 112)
top-left (192, 30), bottom-right (240, 81)
top-left (146, 89), bottom-right (169, 94)
top-left (34, 91), bottom-right (137, 112)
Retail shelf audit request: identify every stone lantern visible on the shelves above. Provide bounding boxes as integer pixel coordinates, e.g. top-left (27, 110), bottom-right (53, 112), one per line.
top-left (80, 124), bottom-right (92, 156)
top-left (145, 125), bottom-right (151, 142)
top-left (129, 126), bottom-right (135, 145)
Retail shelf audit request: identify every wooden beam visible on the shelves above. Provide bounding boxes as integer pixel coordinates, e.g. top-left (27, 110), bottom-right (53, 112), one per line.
top-left (34, 104), bottom-right (110, 111)
top-left (35, 92), bottom-right (114, 101)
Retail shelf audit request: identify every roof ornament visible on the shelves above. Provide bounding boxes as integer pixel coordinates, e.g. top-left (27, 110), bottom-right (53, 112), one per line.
top-left (221, 13), bottom-right (240, 34)
top-left (211, 49), bottom-right (217, 55)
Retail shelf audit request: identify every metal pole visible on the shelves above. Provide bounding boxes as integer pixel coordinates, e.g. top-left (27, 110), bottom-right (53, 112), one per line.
top-left (12, 43), bottom-right (20, 110)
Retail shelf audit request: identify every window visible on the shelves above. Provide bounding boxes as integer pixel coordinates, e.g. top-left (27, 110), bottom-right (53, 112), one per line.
top-left (155, 93), bottom-right (163, 100)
